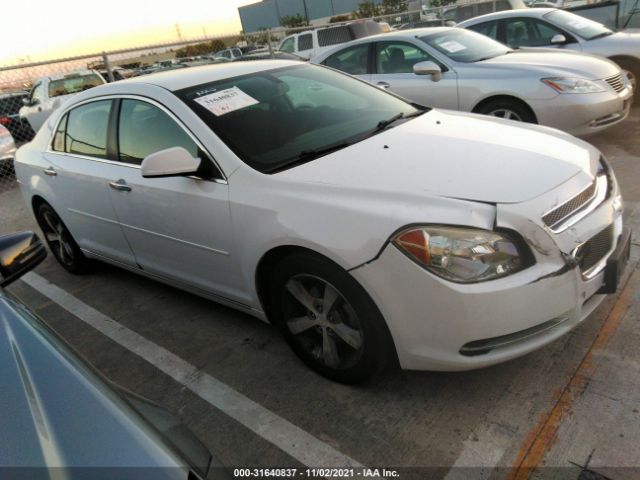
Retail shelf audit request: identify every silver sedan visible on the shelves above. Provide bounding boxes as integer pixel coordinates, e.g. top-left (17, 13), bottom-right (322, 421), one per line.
top-left (459, 8), bottom-right (640, 96)
top-left (311, 27), bottom-right (633, 136)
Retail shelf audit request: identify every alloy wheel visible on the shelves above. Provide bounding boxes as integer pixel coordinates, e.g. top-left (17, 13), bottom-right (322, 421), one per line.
top-left (41, 210), bottom-right (75, 266)
top-left (283, 274), bottom-right (364, 369)
top-left (487, 109), bottom-right (522, 121)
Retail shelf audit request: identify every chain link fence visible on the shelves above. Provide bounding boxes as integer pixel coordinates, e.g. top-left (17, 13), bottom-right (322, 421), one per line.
top-left (0, 0), bottom-right (613, 194)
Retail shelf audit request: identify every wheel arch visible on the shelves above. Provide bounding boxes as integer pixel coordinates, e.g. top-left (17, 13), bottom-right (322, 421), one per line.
top-left (608, 55), bottom-right (640, 70)
top-left (472, 94), bottom-right (538, 123)
top-left (255, 245), bottom-right (343, 320)
top-left (31, 194), bottom-right (50, 215)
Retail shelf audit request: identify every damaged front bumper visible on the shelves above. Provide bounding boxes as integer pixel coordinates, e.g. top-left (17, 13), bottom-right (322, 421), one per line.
top-left (350, 162), bottom-right (628, 371)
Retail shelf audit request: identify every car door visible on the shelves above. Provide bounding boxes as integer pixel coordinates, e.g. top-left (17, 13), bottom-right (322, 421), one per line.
top-left (501, 17), bottom-right (581, 50)
top-left (369, 40), bottom-right (458, 109)
top-left (22, 82), bottom-right (49, 132)
top-left (45, 99), bottom-right (137, 265)
top-left (321, 43), bottom-right (372, 83)
top-left (106, 97), bottom-right (237, 299)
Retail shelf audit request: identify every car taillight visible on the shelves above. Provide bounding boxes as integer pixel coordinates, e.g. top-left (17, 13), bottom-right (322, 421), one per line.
top-left (0, 116), bottom-right (11, 126)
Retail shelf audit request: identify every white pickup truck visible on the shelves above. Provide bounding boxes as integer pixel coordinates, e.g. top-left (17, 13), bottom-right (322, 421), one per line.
top-left (19, 70), bottom-right (105, 132)
top-left (278, 20), bottom-right (390, 60)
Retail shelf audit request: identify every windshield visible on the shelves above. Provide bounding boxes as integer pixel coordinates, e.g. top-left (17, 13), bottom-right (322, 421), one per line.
top-left (175, 65), bottom-right (420, 173)
top-left (544, 10), bottom-right (613, 40)
top-left (420, 29), bottom-right (510, 63)
top-left (48, 74), bottom-right (104, 98)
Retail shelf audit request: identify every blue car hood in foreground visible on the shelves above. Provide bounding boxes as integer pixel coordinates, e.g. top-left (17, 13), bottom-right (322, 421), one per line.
top-left (0, 293), bottom-right (219, 479)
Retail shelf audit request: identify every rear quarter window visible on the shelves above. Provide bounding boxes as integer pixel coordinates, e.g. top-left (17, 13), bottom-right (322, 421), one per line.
top-left (318, 26), bottom-right (353, 47)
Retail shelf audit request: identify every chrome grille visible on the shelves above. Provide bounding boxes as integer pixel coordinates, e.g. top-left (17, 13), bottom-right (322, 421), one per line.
top-left (542, 180), bottom-right (597, 229)
top-left (605, 73), bottom-right (625, 93)
top-left (574, 224), bottom-right (613, 274)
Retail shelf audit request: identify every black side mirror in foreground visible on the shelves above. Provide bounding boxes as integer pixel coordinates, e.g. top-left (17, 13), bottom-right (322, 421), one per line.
top-left (0, 231), bottom-right (46, 288)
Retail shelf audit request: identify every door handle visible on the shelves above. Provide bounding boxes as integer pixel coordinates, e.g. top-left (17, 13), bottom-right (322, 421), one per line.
top-left (43, 167), bottom-right (57, 176)
top-left (377, 82), bottom-right (391, 89)
top-left (109, 179), bottom-right (131, 192)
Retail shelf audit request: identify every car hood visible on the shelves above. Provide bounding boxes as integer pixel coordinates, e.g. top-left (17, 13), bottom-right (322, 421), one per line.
top-left (278, 109), bottom-right (599, 204)
top-left (478, 49), bottom-right (619, 79)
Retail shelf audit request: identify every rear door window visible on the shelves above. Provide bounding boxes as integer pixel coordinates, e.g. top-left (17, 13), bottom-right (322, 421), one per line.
top-left (298, 34), bottom-right (313, 51)
top-left (467, 20), bottom-right (499, 39)
top-left (64, 100), bottom-right (112, 158)
top-left (323, 44), bottom-right (370, 75)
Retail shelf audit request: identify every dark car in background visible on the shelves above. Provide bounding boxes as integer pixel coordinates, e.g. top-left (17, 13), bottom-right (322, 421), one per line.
top-left (0, 231), bottom-right (229, 479)
top-left (0, 91), bottom-right (35, 144)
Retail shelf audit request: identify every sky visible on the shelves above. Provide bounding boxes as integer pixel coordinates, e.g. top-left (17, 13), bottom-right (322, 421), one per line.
top-left (2, 0), bottom-right (257, 65)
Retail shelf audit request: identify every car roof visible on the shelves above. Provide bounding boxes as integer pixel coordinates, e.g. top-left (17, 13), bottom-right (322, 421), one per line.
top-left (458, 8), bottom-right (556, 25)
top-left (119, 60), bottom-right (303, 91)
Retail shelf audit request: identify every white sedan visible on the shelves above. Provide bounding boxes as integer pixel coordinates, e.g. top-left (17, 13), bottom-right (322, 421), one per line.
top-left (15, 61), bottom-right (630, 383)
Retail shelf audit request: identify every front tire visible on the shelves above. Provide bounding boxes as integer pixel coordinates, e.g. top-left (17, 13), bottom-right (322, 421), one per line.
top-left (477, 99), bottom-right (536, 123)
top-left (269, 253), bottom-right (396, 384)
top-left (35, 203), bottom-right (91, 274)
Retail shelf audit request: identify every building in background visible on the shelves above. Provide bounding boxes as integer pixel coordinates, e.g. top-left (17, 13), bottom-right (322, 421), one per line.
top-left (239, 0), bottom-right (385, 33)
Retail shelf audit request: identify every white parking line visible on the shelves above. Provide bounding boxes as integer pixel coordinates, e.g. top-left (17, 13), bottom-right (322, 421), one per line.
top-left (441, 424), bottom-right (513, 480)
top-left (21, 272), bottom-right (364, 469)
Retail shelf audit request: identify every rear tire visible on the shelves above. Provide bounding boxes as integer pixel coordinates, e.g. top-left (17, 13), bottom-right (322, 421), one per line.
top-left (35, 203), bottom-right (91, 274)
top-left (269, 253), bottom-right (397, 384)
top-left (477, 99), bottom-right (536, 123)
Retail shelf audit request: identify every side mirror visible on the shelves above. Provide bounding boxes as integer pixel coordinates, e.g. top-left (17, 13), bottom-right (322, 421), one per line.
top-left (141, 147), bottom-right (201, 178)
top-left (551, 34), bottom-right (567, 45)
top-left (0, 231), bottom-right (46, 288)
top-left (413, 61), bottom-right (443, 82)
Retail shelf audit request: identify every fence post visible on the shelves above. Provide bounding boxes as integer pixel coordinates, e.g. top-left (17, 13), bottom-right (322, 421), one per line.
top-left (267, 29), bottom-right (274, 58)
top-left (102, 52), bottom-right (115, 82)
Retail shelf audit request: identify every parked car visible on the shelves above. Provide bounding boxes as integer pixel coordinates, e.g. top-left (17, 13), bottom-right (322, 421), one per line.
top-left (440, 0), bottom-right (527, 23)
top-left (0, 91), bottom-right (35, 144)
top-left (19, 70), bottom-right (106, 132)
top-left (0, 231), bottom-right (228, 478)
top-left (564, 0), bottom-right (640, 31)
top-left (458, 8), bottom-right (640, 99)
top-left (15, 61), bottom-right (630, 383)
top-left (312, 27), bottom-right (632, 136)
top-left (278, 20), bottom-right (389, 60)
top-left (233, 51), bottom-right (305, 62)
top-left (211, 48), bottom-right (244, 61)
top-left (0, 124), bottom-right (16, 164)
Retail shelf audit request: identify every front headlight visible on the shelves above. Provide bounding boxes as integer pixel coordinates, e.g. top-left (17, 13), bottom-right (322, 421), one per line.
top-left (541, 77), bottom-right (605, 94)
top-left (392, 226), bottom-right (526, 283)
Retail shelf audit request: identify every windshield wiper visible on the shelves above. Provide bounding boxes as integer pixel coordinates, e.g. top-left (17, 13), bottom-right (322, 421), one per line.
top-left (264, 142), bottom-right (351, 174)
top-left (372, 110), bottom-right (426, 135)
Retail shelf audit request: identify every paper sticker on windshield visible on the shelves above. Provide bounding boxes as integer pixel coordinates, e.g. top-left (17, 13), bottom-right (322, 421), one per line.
top-left (567, 19), bottom-right (587, 29)
top-left (193, 87), bottom-right (259, 116)
top-left (438, 40), bottom-right (467, 53)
